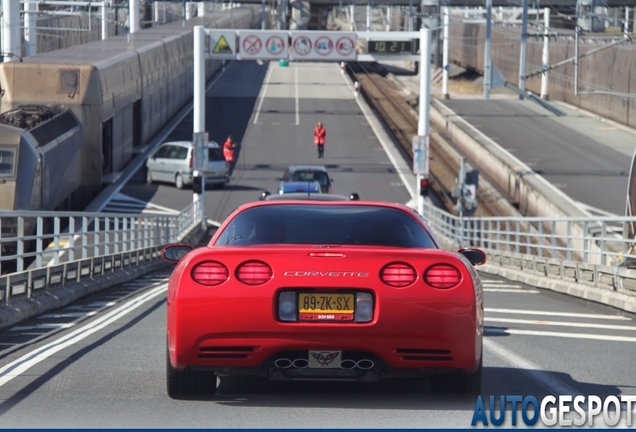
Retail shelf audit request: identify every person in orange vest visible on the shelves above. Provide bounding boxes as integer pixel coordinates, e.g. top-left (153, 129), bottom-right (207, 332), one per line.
top-left (314, 122), bottom-right (326, 158)
top-left (223, 135), bottom-right (236, 165)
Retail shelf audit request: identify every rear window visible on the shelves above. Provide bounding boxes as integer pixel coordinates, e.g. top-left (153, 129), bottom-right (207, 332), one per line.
top-left (214, 205), bottom-right (437, 248)
top-left (207, 147), bottom-right (224, 162)
top-left (0, 149), bottom-right (15, 177)
top-left (291, 170), bottom-right (329, 185)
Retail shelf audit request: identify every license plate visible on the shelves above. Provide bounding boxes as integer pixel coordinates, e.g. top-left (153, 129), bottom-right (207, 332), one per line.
top-left (298, 293), bottom-right (354, 321)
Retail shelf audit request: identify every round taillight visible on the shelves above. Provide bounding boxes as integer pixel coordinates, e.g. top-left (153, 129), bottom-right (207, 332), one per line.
top-left (380, 262), bottom-right (416, 288)
top-left (192, 261), bottom-right (229, 286)
top-left (236, 261), bottom-right (272, 286)
top-left (424, 264), bottom-right (461, 289)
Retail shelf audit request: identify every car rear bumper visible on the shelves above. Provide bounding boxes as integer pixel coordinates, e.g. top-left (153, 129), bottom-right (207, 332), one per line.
top-left (169, 300), bottom-right (482, 376)
top-left (184, 173), bottom-right (229, 185)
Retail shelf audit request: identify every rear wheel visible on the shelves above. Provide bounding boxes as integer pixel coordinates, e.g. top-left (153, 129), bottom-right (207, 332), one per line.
top-left (166, 349), bottom-right (217, 399)
top-left (175, 173), bottom-right (184, 189)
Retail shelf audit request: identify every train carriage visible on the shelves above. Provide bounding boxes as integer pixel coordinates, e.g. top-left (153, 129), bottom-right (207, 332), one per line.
top-left (0, 6), bottom-right (260, 211)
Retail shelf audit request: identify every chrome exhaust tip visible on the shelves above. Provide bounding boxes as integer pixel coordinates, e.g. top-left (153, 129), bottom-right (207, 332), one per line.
top-left (356, 359), bottom-right (374, 370)
top-left (340, 359), bottom-right (357, 369)
top-left (274, 358), bottom-right (292, 369)
top-left (292, 358), bottom-right (309, 368)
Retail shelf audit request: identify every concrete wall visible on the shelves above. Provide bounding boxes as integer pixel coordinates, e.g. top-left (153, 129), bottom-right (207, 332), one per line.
top-left (449, 22), bottom-right (636, 128)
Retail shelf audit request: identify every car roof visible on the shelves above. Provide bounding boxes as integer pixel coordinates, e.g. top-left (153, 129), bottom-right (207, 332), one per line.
top-left (159, 141), bottom-right (220, 148)
top-left (265, 193), bottom-right (350, 201)
top-left (287, 165), bottom-right (328, 172)
top-left (239, 199), bottom-right (415, 213)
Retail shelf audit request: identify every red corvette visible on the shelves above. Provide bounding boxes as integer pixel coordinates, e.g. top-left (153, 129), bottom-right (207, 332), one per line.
top-left (162, 200), bottom-right (486, 399)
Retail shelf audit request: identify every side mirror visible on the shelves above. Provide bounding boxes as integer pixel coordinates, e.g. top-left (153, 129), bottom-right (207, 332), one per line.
top-left (260, 190), bottom-right (271, 201)
top-left (458, 248), bottom-right (486, 266)
top-left (349, 192), bottom-right (360, 201)
top-left (162, 244), bottom-right (193, 262)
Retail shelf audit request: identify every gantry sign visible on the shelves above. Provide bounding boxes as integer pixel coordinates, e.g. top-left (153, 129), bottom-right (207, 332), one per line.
top-left (192, 27), bottom-right (432, 204)
top-left (203, 30), bottom-right (422, 62)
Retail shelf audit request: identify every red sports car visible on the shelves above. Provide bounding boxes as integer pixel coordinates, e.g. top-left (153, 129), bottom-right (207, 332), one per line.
top-left (162, 200), bottom-right (486, 399)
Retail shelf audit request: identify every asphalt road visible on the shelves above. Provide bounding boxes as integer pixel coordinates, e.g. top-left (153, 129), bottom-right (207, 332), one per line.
top-left (110, 60), bottom-right (411, 223)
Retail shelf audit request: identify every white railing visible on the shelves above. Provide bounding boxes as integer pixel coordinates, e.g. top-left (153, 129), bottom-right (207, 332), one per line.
top-left (0, 200), bottom-right (204, 307)
top-left (419, 199), bottom-right (636, 293)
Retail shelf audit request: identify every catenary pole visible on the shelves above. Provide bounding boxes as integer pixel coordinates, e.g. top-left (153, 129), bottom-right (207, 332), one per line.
top-left (518, 0), bottom-right (529, 98)
top-left (540, 7), bottom-right (550, 99)
top-left (2, 0), bottom-right (21, 62)
top-left (483, 0), bottom-right (492, 99)
top-left (442, 7), bottom-right (449, 99)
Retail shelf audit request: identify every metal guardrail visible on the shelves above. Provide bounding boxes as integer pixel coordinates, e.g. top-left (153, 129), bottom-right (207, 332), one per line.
top-left (419, 199), bottom-right (636, 294)
top-left (0, 200), bottom-right (204, 307)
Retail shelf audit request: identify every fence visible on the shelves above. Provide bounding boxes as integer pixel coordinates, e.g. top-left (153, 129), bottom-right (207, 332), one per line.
top-left (419, 199), bottom-right (636, 294)
top-left (0, 200), bottom-right (204, 307)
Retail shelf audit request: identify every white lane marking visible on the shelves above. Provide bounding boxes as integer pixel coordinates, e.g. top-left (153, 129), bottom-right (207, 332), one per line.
top-left (67, 301), bottom-right (116, 309)
top-left (575, 201), bottom-right (618, 217)
top-left (484, 338), bottom-right (580, 395)
top-left (486, 317), bottom-right (636, 331)
top-left (39, 311), bottom-right (97, 319)
top-left (487, 307), bottom-right (632, 321)
top-left (341, 66), bottom-right (416, 199)
top-left (486, 327), bottom-right (636, 343)
top-left (207, 218), bottom-right (221, 228)
top-left (0, 284), bottom-right (167, 388)
top-left (484, 288), bottom-right (540, 293)
top-left (107, 193), bottom-right (180, 215)
top-left (253, 63), bottom-right (272, 125)
top-left (482, 283), bottom-right (523, 289)
top-left (295, 66), bottom-right (299, 125)
top-left (10, 323), bottom-right (75, 331)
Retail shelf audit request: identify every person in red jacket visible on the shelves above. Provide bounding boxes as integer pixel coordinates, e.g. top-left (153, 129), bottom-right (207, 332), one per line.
top-left (314, 122), bottom-right (326, 158)
top-left (223, 135), bottom-right (236, 165)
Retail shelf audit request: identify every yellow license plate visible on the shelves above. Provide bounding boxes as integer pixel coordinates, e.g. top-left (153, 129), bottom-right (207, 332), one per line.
top-left (298, 293), bottom-right (354, 322)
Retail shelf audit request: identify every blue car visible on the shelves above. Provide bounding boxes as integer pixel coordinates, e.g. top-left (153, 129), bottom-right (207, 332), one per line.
top-left (279, 181), bottom-right (321, 194)
top-left (277, 165), bottom-right (333, 195)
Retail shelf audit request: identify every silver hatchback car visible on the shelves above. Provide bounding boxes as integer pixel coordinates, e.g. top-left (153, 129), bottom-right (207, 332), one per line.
top-left (145, 141), bottom-right (229, 189)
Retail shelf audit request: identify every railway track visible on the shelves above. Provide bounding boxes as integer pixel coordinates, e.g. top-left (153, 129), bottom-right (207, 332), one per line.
top-left (347, 61), bottom-right (505, 218)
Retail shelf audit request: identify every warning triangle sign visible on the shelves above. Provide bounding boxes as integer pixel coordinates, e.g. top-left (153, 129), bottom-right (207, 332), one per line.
top-left (213, 35), bottom-right (232, 54)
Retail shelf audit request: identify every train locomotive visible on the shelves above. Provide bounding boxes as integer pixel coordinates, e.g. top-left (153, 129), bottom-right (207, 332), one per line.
top-left (0, 6), bottom-right (260, 213)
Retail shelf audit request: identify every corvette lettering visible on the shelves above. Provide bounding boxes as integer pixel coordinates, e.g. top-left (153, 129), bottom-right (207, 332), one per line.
top-left (283, 271), bottom-right (369, 277)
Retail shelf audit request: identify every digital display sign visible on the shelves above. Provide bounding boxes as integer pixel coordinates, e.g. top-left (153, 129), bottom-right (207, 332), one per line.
top-left (368, 40), bottom-right (416, 54)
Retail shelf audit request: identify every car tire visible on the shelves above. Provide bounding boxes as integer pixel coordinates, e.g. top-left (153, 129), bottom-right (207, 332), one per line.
top-left (175, 173), bottom-right (184, 190)
top-left (166, 348), bottom-right (217, 399)
top-left (430, 353), bottom-right (482, 399)
top-left (146, 170), bottom-right (153, 185)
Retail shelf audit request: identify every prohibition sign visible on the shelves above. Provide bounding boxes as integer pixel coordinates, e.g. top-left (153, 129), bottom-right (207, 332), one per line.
top-left (266, 35), bottom-right (285, 56)
top-left (293, 36), bottom-right (312, 56)
top-left (336, 36), bottom-right (355, 57)
top-left (242, 35), bottom-right (262, 55)
top-left (315, 36), bottom-right (333, 56)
